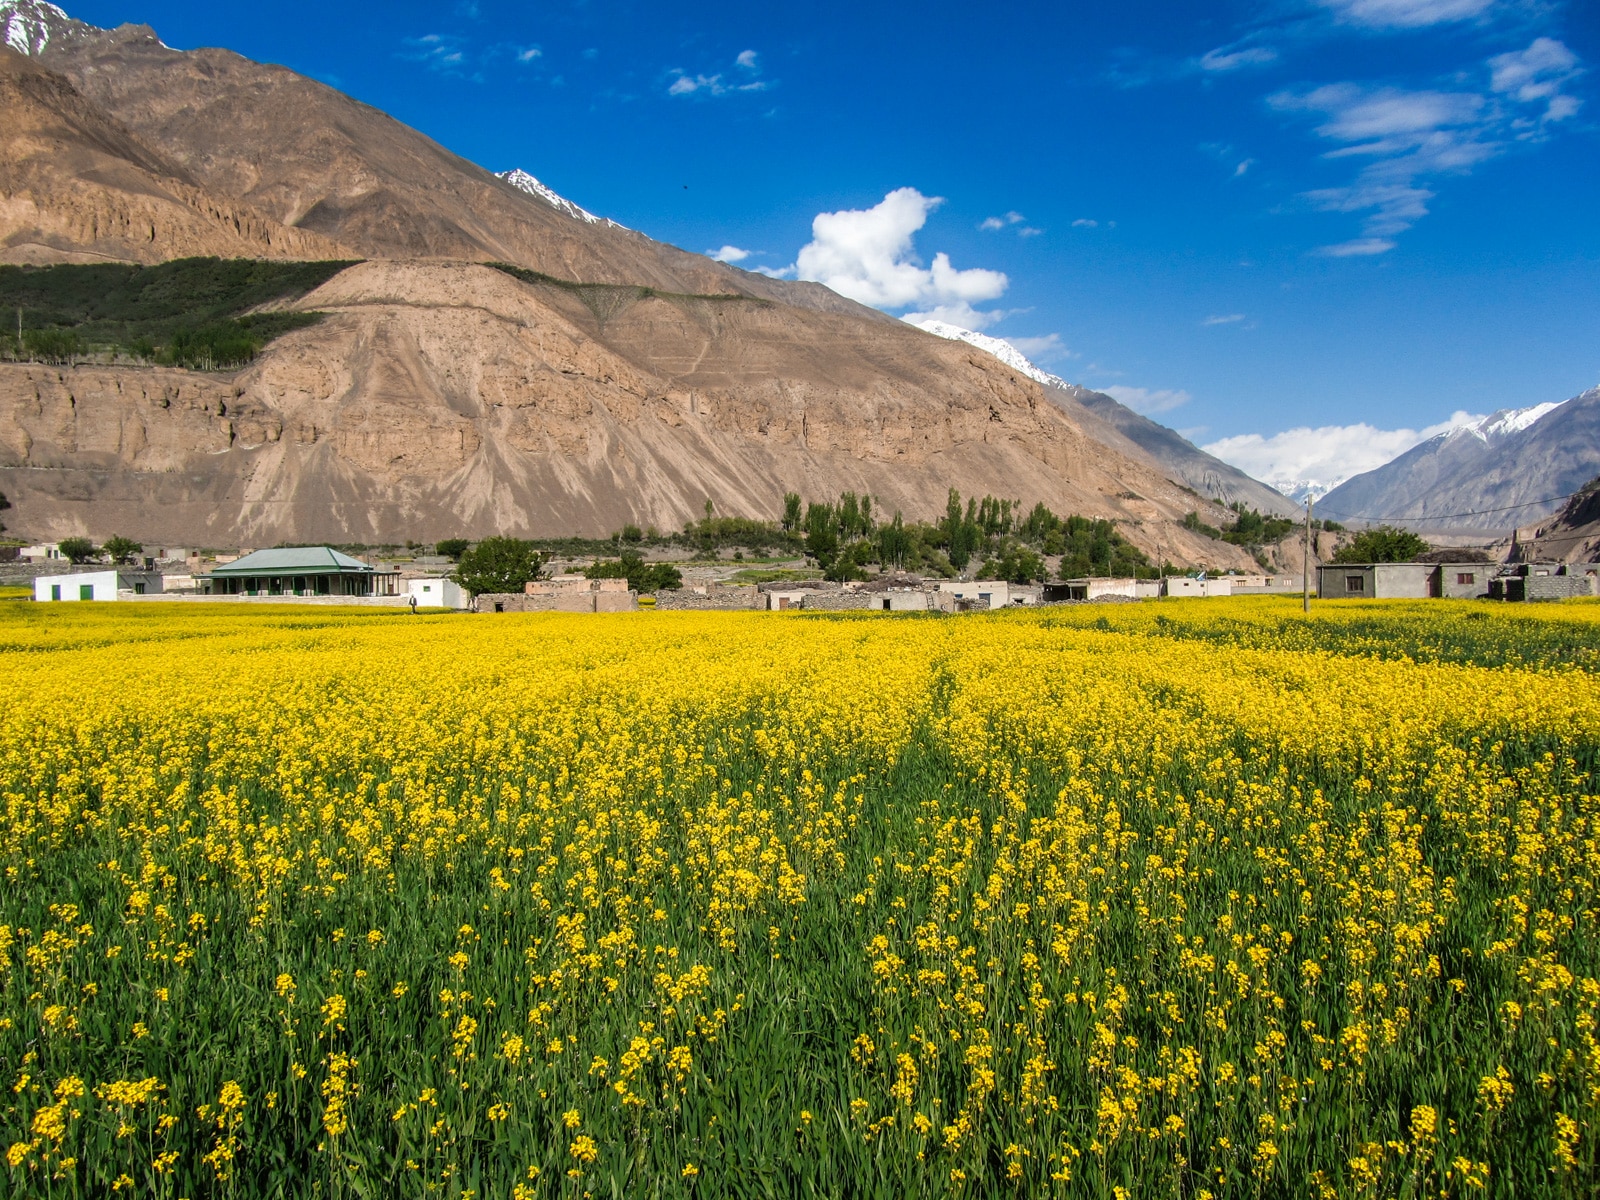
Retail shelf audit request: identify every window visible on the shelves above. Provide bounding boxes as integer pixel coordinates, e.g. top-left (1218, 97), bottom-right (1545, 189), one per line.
top-left (1456, 573), bottom-right (1475, 586)
top-left (1345, 575), bottom-right (1365, 594)
top-left (80, 584), bottom-right (95, 601)
top-left (134, 582), bottom-right (146, 595)
top-left (50, 584), bottom-right (60, 601)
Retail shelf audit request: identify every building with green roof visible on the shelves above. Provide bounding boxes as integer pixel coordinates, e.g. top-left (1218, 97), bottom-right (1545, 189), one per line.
top-left (201, 547), bottom-right (398, 597)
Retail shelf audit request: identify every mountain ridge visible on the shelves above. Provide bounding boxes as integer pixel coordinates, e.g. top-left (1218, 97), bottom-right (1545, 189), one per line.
top-left (1319, 387), bottom-right (1600, 532)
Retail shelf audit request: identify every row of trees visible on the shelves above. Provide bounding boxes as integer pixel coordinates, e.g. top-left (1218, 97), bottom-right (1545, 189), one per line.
top-left (782, 489), bottom-right (1157, 584)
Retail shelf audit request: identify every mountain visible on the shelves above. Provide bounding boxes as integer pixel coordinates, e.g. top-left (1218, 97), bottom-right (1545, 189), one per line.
top-left (0, 2), bottom-right (1263, 566)
top-left (913, 321), bottom-right (1298, 516)
top-left (1318, 388), bottom-right (1600, 533)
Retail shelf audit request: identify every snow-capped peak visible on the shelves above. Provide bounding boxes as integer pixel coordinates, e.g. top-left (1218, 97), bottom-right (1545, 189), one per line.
top-left (1, 0), bottom-right (74, 55)
top-left (908, 320), bottom-right (1067, 390)
top-left (496, 169), bottom-right (625, 229)
top-left (1458, 400), bottom-right (1565, 442)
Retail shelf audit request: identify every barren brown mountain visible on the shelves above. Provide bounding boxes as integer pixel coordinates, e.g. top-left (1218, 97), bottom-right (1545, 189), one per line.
top-left (0, 3), bottom-right (1266, 566)
top-left (0, 47), bottom-right (344, 265)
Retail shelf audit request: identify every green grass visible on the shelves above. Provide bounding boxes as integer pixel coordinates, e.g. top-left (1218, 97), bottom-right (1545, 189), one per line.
top-left (0, 258), bottom-right (360, 370)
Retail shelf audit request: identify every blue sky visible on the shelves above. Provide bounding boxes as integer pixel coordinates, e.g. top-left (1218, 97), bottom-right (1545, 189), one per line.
top-left (66, 0), bottom-right (1600, 492)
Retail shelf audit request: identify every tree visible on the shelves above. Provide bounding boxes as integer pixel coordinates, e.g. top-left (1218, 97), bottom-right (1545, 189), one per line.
top-left (804, 502), bottom-right (839, 572)
top-left (0, 489), bottom-right (8, 536)
top-left (58, 537), bottom-right (99, 564)
top-left (877, 512), bottom-right (911, 571)
top-left (102, 535), bottom-right (143, 564)
top-left (584, 552), bottom-right (682, 593)
top-left (452, 537), bottom-right (543, 596)
top-left (1331, 526), bottom-right (1430, 564)
top-left (435, 538), bottom-right (470, 561)
top-left (780, 492), bottom-right (802, 533)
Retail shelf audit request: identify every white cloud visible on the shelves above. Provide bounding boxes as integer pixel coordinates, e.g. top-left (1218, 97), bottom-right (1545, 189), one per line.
top-left (1316, 236), bottom-right (1398, 256)
top-left (403, 34), bottom-right (466, 71)
top-left (788, 188), bottom-right (1009, 318)
top-left (1200, 45), bottom-right (1279, 72)
top-left (1489, 37), bottom-right (1583, 121)
top-left (1007, 333), bottom-right (1072, 361)
top-left (751, 264), bottom-right (794, 279)
top-left (979, 211), bottom-right (1027, 232)
top-left (667, 51), bottom-right (771, 97)
top-left (901, 302), bottom-right (1008, 330)
top-left (1203, 410), bottom-right (1482, 497)
top-left (1315, 0), bottom-right (1494, 28)
top-left (707, 245), bottom-right (751, 263)
top-left (1234, 158), bottom-right (1254, 176)
top-left (1103, 386), bottom-right (1193, 415)
top-left (1203, 313), bottom-right (1246, 325)
top-left (1071, 218), bottom-right (1099, 228)
top-left (515, 47), bottom-right (542, 63)
top-left (1018, 226), bottom-right (1043, 237)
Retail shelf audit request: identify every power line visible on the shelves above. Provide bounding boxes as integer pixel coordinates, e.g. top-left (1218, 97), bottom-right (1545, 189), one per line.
top-left (1319, 489), bottom-right (1589, 524)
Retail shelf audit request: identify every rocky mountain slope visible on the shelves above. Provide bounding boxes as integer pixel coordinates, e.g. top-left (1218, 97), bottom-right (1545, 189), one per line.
top-left (1318, 387), bottom-right (1600, 533)
top-left (913, 322), bottom-right (1297, 516)
top-left (0, 260), bottom-right (1261, 565)
top-left (1504, 475), bottom-right (1600, 564)
top-left (0, 1), bottom-right (1265, 565)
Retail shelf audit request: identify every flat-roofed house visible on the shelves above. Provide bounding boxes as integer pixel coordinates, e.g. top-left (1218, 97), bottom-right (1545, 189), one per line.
top-left (33, 570), bottom-right (163, 601)
top-left (201, 547), bottom-right (395, 597)
top-left (1317, 563), bottom-right (1434, 599)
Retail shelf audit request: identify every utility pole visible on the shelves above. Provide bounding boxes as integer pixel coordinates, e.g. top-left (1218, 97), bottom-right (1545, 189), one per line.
top-left (1302, 492), bottom-right (1314, 614)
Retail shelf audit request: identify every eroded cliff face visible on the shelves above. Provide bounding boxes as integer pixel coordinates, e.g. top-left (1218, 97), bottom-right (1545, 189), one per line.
top-left (0, 261), bottom-right (1257, 568)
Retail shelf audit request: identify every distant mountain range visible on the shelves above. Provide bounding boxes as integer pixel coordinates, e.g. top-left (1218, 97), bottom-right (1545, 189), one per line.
top-left (1318, 387), bottom-right (1600, 533)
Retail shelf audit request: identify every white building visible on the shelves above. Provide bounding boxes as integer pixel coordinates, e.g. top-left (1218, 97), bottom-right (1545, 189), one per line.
top-left (33, 571), bottom-right (164, 601)
top-left (19, 543), bottom-right (63, 562)
top-left (406, 577), bottom-right (468, 609)
top-left (1163, 577), bottom-right (1233, 598)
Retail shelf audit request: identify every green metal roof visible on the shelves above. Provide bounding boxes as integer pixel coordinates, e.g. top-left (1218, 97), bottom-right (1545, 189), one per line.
top-left (208, 547), bottom-right (376, 576)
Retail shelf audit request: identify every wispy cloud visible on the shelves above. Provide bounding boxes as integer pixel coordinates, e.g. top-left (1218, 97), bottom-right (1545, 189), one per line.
top-left (1071, 218), bottom-right (1099, 228)
top-left (1008, 333), bottom-right (1072, 361)
top-left (1202, 313), bottom-right (1247, 326)
top-left (1270, 40), bottom-right (1583, 253)
top-left (979, 212), bottom-right (1040, 237)
top-left (1199, 44), bottom-right (1279, 72)
top-left (706, 245), bottom-right (751, 263)
top-left (1314, 0), bottom-right (1495, 30)
top-left (402, 33), bottom-right (467, 72)
top-left (515, 47), bottom-right (542, 63)
top-left (668, 50), bottom-right (772, 97)
top-left (1103, 385), bottom-right (1193, 415)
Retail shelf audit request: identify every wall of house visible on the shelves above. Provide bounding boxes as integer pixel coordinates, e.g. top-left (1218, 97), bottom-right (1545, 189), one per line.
top-left (34, 571), bottom-right (119, 601)
top-left (1435, 565), bottom-right (1489, 600)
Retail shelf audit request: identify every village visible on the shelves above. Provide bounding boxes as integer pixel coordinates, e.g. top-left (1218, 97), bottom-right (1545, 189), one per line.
top-left (9, 539), bottom-right (1598, 610)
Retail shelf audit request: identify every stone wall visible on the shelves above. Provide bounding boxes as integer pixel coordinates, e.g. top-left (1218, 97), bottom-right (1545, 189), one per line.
top-left (801, 592), bottom-right (874, 611)
top-left (650, 587), bottom-right (762, 611)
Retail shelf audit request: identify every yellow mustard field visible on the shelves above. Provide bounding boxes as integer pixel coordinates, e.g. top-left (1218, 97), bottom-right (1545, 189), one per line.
top-left (0, 597), bottom-right (1598, 1198)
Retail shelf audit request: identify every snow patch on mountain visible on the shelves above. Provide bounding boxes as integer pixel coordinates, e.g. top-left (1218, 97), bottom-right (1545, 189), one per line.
top-left (1, 0), bottom-right (71, 54)
top-left (496, 169), bottom-right (625, 229)
top-left (907, 319), bottom-right (1066, 389)
top-left (1462, 400), bottom-right (1566, 441)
